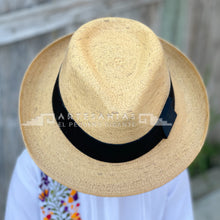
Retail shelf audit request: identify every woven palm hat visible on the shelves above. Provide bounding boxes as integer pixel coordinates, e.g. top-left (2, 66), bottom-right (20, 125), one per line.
top-left (19, 17), bottom-right (209, 197)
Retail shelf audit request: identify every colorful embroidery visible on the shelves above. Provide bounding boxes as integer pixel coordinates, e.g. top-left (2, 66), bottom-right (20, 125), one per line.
top-left (39, 172), bottom-right (81, 220)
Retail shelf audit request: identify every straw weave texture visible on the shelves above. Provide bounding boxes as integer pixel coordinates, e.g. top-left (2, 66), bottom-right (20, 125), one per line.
top-left (19, 17), bottom-right (209, 196)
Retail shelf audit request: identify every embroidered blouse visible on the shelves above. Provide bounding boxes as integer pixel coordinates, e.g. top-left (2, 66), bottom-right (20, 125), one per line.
top-left (5, 150), bottom-right (194, 220)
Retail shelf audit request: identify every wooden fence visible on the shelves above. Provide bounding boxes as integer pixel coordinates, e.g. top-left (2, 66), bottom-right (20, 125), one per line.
top-left (0, 0), bottom-right (219, 218)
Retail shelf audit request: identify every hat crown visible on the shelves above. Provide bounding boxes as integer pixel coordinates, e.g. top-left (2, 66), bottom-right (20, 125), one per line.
top-left (59, 17), bottom-right (170, 144)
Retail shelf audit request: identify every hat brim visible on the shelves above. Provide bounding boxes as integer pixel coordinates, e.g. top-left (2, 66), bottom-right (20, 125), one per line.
top-left (19, 34), bottom-right (209, 197)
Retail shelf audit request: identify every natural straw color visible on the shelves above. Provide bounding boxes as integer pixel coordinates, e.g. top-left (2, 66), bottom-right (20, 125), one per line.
top-left (60, 18), bottom-right (169, 144)
top-left (19, 17), bottom-right (209, 197)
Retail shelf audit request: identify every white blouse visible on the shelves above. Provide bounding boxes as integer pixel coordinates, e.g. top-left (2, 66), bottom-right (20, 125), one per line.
top-left (5, 149), bottom-right (194, 220)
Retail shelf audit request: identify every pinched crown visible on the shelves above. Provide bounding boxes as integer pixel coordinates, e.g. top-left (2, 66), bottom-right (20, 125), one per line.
top-left (59, 17), bottom-right (170, 144)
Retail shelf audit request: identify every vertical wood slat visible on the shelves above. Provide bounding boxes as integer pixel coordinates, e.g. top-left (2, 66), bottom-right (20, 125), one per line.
top-left (187, 0), bottom-right (220, 134)
top-left (159, 0), bottom-right (189, 52)
top-left (159, 0), bottom-right (220, 140)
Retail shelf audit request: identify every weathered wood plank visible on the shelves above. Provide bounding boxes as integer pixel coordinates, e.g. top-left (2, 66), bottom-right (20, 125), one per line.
top-left (0, 0), bottom-right (93, 45)
top-left (159, 0), bottom-right (189, 52)
top-left (0, 0), bottom-right (51, 14)
top-left (0, 0), bottom-right (161, 45)
top-left (187, 0), bottom-right (220, 140)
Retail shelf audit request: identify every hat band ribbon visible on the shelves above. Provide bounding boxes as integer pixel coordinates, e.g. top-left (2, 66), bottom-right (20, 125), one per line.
top-left (52, 72), bottom-right (177, 163)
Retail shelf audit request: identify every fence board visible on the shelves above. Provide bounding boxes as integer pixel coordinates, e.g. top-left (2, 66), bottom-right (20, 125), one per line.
top-left (187, 0), bottom-right (220, 136)
top-left (0, 0), bottom-right (51, 14)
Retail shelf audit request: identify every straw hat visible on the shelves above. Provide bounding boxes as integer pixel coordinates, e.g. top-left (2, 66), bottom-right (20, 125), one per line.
top-left (19, 17), bottom-right (209, 197)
